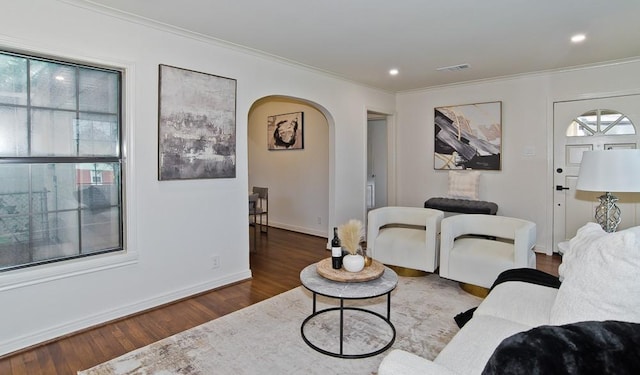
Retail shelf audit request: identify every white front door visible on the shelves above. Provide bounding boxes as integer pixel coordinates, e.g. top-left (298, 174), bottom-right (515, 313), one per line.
top-left (553, 95), bottom-right (640, 251)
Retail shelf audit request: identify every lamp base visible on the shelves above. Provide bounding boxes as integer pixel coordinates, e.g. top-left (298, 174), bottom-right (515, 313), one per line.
top-left (595, 192), bottom-right (621, 233)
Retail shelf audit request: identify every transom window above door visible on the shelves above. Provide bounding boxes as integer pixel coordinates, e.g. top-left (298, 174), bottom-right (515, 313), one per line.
top-left (566, 109), bottom-right (636, 137)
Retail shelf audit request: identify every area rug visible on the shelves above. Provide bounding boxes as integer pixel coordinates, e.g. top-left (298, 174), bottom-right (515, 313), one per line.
top-left (79, 274), bottom-right (481, 375)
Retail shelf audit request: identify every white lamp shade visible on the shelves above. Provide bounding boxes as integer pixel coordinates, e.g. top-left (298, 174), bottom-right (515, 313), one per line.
top-left (576, 149), bottom-right (640, 192)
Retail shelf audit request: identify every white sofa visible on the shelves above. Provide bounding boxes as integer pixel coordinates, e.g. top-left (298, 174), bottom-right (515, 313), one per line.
top-left (379, 279), bottom-right (559, 374)
top-left (379, 222), bottom-right (640, 375)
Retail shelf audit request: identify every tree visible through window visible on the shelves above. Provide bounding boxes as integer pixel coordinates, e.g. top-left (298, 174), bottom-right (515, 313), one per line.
top-left (0, 50), bottom-right (123, 271)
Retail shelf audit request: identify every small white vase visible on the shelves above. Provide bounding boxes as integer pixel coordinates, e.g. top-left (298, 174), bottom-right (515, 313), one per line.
top-left (342, 254), bottom-right (365, 272)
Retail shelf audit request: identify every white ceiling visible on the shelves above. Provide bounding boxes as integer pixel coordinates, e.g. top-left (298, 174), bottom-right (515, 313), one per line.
top-left (77, 0), bottom-right (640, 92)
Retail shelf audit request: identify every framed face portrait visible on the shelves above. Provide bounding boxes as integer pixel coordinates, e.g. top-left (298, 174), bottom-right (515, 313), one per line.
top-left (267, 112), bottom-right (304, 150)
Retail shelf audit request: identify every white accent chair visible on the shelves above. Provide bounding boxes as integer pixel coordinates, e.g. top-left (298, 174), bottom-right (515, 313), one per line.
top-left (439, 214), bottom-right (536, 288)
top-left (367, 206), bottom-right (444, 273)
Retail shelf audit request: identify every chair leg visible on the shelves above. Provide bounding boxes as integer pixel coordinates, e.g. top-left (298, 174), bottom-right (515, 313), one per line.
top-left (459, 283), bottom-right (489, 298)
top-left (252, 226), bottom-right (256, 253)
top-left (251, 213), bottom-right (257, 252)
top-left (259, 214), bottom-right (268, 234)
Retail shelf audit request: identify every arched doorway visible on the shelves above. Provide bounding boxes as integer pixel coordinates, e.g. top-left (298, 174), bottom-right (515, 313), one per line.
top-left (248, 96), bottom-right (331, 239)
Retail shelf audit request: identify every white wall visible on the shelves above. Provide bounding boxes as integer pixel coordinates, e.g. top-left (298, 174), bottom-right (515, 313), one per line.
top-left (395, 60), bottom-right (640, 254)
top-left (248, 98), bottom-right (329, 237)
top-left (0, 0), bottom-right (395, 355)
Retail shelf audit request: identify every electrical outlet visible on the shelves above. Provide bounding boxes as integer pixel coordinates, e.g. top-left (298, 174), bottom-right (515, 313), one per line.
top-left (211, 255), bottom-right (220, 269)
top-left (317, 217), bottom-right (322, 224)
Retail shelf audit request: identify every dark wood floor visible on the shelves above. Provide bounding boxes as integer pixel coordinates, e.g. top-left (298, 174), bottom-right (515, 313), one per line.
top-left (0, 227), bottom-right (561, 374)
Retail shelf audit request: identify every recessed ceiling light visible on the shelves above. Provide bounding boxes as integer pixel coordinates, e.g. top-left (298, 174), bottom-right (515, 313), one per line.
top-left (389, 69), bottom-right (399, 76)
top-left (55, 75), bottom-right (65, 81)
top-left (571, 34), bottom-right (586, 43)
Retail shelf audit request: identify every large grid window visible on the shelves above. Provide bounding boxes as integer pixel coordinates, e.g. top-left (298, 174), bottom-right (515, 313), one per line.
top-left (0, 51), bottom-right (123, 271)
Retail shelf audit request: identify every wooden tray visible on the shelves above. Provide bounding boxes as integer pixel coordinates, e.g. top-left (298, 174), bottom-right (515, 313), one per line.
top-left (316, 257), bottom-right (385, 282)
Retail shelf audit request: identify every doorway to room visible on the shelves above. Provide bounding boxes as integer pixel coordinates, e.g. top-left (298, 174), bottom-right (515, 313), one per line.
top-left (248, 96), bottom-right (330, 239)
top-left (367, 111), bottom-right (393, 212)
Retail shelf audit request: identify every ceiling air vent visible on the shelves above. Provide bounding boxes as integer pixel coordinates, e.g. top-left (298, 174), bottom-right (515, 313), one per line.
top-left (436, 63), bottom-right (470, 72)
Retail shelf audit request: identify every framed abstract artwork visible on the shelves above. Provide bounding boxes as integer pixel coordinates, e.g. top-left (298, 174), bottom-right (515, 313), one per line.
top-left (158, 64), bottom-right (237, 180)
top-left (434, 101), bottom-right (502, 170)
top-left (267, 111), bottom-right (304, 150)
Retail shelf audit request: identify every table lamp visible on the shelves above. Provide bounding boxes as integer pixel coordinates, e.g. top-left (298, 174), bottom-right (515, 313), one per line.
top-left (576, 149), bottom-right (640, 232)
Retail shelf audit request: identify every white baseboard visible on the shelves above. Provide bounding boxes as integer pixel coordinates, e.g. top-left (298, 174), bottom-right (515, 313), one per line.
top-left (267, 221), bottom-right (327, 238)
top-left (534, 245), bottom-right (550, 256)
top-left (0, 269), bottom-right (251, 357)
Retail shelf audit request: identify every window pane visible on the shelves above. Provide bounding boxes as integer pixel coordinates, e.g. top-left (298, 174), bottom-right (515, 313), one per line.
top-left (31, 109), bottom-right (76, 156)
top-left (0, 164), bottom-right (30, 214)
top-left (0, 164), bottom-right (30, 260)
top-left (31, 211), bottom-right (80, 262)
top-left (0, 213), bottom-right (30, 268)
top-left (79, 68), bottom-right (118, 113)
top-left (0, 210), bottom-right (80, 270)
top-left (0, 106), bottom-right (28, 156)
top-left (75, 114), bottom-right (119, 156)
top-left (0, 54), bottom-right (27, 105)
top-left (567, 120), bottom-right (593, 137)
top-left (30, 60), bottom-right (76, 110)
top-left (81, 207), bottom-right (121, 253)
top-left (31, 163), bottom-right (80, 212)
top-left (77, 163), bottom-right (120, 206)
top-left (601, 113), bottom-right (635, 135)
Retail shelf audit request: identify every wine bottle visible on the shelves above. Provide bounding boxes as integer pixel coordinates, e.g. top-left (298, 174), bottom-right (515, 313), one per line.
top-left (331, 227), bottom-right (342, 269)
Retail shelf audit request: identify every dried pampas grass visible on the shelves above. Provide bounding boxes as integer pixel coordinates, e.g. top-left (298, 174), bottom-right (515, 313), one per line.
top-left (338, 219), bottom-right (364, 255)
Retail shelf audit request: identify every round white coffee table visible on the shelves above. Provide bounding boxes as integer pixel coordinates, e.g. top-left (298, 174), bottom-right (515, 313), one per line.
top-left (299, 262), bottom-right (398, 359)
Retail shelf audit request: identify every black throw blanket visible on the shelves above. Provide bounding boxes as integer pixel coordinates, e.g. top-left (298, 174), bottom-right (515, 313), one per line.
top-left (482, 320), bottom-right (640, 375)
top-left (489, 268), bottom-right (561, 290)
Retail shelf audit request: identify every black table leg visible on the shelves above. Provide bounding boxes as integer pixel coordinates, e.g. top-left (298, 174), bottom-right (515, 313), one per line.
top-left (312, 292), bottom-right (317, 314)
top-left (386, 292), bottom-right (391, 319)
top-left (301, 297), bottom-right (396, 359)
top-left (339, 298), bottom-right (344, 355)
